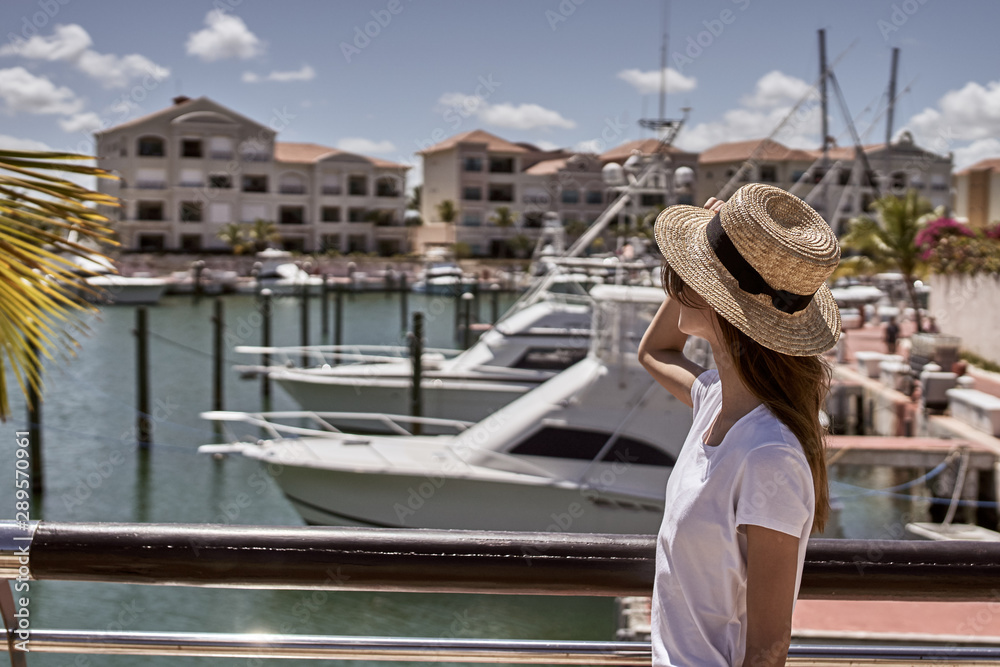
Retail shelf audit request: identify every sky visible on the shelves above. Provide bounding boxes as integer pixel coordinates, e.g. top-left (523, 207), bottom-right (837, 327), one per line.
top-left (2, 0), bottom-right (999, 190)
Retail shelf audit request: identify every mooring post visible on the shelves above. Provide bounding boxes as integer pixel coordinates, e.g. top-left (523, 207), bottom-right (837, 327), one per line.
top-left (192, 260), bottom-right (205, 300)
top-left (26, 341), bottom-right (43, 495)
top-left (260, 289), bottom-right (272, 404)
top-left (135, 306), bottom-right (151, 448)
top-left (453, 288), bottom-right (463, 339)
top-left (212, 298), bottom-right (224, 414)
top-left (490, 283), bottom-right (501, 324)
top-left (399, 273), bottom-right (408, 332)
top-left (334, 284), bottom-right (344, 364)
top-left (299, 279), bottom-right (310, 368)
top-left (251, 262), bottom-right (262, 300)
top-left (385, 268), bottom-right (395, 299)
top-left (409, 312), bottom-right (424, 436)
top-left (462, 292), bottom-right (475, 349)
top-left (320, 274), bottom-right (330, 342)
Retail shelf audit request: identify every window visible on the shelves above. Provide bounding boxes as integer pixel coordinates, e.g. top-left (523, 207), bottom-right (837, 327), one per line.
top-left (209, 203), bottom-right (231, 224)
top-left (179, 168), bottom-right (203, 187)
top-left (463, 156), bottom-right (483, 172)
top-left (209, 174), bottom-right (231, 189)
top-left (488, 184), bottom-right (514, 202)
top-left (760, 165), bottom-right (777, 183)
top-left (348, 207), bottom-right (367, 222)
top-left (136, 168), bottom-right (166, 189)
top-left (322, 174), bottom-right (341, 195)
top-left (180, 201), bottom-right (203, 223)
top-left (522, 211), bottom-right (544, 228)
top-left (489, 157), bottom-right (514, 173)
top-left (279, 173), bottom-right (307, 195)
top-left (208, 136), bottom-right (233, 160)
top-left (511, 347), bottom-right (588, 371)
top-left (348, 175), bottom-right (367, 196)
top-left (791, 170), bottom-right (807, 183)
top-left (242, 175), bottom-right (268, 193)
top-left (838, 170), bottom-right (852, 186)
top-left (586, 190), bottom-right (603, 205)
top-left (321, 207), bottom-right (341, 223)
top-left (181, 139), bottom-right (202, 158)
top-left (463, 186), bottom-right (482, 201)
top-left (891, 171), bottom-right (907, 191)
top-left (640, 193), bottom-right (664, 207)
top-left (137, 201), bottom-right (164, 221)
top-left (321, 234), bottom-right (340, 252)
top-left (377, 239), bottom-right (400, 256)
top-left (137, 136), bottom-right (164, 157)
top-left (281, 238), bottom-right (306, 252)
top-left (279, 206), bottom-right (305, 225)
top-left (180, 234), bottom-right (202, 251)
top-left (136, 233), bottom-right (165, 251)
top-left (510, 427), bottom-right (674, 467)
top-left (561, 189), bottom-right (580, 204)
top-left (461, 212), bottom-right (481, 226)
top-left (347, 235), bottom-right (367, 253)
top-left (375, 177), bottom-right (399, 197)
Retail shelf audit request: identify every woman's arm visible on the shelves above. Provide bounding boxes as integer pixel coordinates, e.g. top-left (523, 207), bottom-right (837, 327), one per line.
top-left (637, 296), bottom-right (706, 407)
top-left (741, 525), bottom-right (800, 667)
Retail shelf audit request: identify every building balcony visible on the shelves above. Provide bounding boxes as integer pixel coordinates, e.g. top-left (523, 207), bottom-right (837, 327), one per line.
top-left (279, 185), bottom-right (308, 195)
top-left (322, 186), bottom-right (343, 196)
top-left (136, 181), bottom-right (166, 190)
top-left (179, 181), bottom-right (204, 188)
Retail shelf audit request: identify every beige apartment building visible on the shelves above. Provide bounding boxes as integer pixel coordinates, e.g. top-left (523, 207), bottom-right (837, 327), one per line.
top-left (95, 96), bottom-right (410, 254)
top-left (697, 132), bottom-right (952, 235)
top-left (953, 158), bottom-right (1000, 229)
top-left (418, 130), bottom-right (697, 256)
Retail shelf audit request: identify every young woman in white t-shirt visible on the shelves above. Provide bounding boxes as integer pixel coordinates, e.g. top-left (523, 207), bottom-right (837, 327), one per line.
top-left (638, 184), bottom-right (841, 667)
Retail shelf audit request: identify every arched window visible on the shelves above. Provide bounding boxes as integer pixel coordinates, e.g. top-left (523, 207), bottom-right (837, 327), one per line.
top-left (375, 176), bottom-right (400, 197)
top-left (279, 172), bottom-right (307, 195)
top-left (137, 136), bottom-right (165, 157)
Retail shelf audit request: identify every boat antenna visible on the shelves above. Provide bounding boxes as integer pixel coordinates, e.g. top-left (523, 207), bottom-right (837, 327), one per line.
top-left (884, 47), bottom-right (900, 183)
top-left (639, 0), bottom-right (685, 147)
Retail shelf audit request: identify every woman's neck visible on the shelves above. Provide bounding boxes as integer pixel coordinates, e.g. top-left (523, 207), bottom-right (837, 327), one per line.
top-left (706, 340), bottom-right (763, 441)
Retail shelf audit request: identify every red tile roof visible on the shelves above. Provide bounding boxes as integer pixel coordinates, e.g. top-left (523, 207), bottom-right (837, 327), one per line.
top-left (523, 157), bottom-right (569, 175)
top-left (600, 138), bottom-right (692, 163)
top-left (418, 129), bottom-right (529, 155)
top-left (956, 158), bottom-right (1000, 175)
top-left (274, 142), bottom-right (409, 169)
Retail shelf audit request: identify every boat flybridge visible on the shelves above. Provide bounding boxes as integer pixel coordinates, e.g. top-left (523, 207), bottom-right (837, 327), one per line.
top-left (203, 285), bottom-right (708, 534)
top-left (237, 268), bottom-right (598, 433)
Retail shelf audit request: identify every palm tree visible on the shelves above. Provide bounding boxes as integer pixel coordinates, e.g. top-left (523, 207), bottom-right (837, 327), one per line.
top-left (247, 218), bottom-right (280, 252)
top-left (0, 149), bottom-right (118, 419)
top-left (407, 185), bottom-right (421, 211)
top-left (489, 206), bottom-right (517, 258)
top-left (218, 223), bottom-right (250, 255)
top-left (563, 217), bottom-right (588, 241)
top-left (507, 233), bottom-right (533, 259)
top-left (841, 191), bottom-right (938, 333)
top-left (436, 199), bottom-right (458, 224)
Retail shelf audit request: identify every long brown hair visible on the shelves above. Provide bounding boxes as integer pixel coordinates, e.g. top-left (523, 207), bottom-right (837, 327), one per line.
top-left (662, 264), bottom-right (831, 533)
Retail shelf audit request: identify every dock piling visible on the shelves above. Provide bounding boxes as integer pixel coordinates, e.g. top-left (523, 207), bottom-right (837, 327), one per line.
top-left (260, 289), bottom-right (272, 404)
top-left (135, 307), bottom-right (152, 448)
top-left (320, 274), bottom-right (330, 342)
top-left (399, 273), bottom-right (408, 332)
top-left (462, 292), bottom-right (474, 349)
top-left (410, 312), bottom-right (424, 435)
top-left (212, 298), bottom-right (224, 414)
top-left (490, 283), bottom-right (500, 324)
top-left (299, 279), bottom-right (310, 367)
top-left (26, 341), bottom-right (43, 495)
top-left (334, 285), bottom-right (343, 361)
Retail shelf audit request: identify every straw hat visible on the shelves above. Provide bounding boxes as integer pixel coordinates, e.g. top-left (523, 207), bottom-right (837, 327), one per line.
top-left (654, 183), bottom-right (841, 356)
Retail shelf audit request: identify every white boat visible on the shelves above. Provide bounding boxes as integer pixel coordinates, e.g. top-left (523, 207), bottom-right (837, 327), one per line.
top-left (239, 280), bottom-right (593, 432)
top-left (411, 262), bottom-right (476, 295)
top-left (202, 285), bottom-right (704, 533)
top-left (71, 254), bottom-right (170, 305)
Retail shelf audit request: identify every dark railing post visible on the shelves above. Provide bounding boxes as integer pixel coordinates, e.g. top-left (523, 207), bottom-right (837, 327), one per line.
top-left (399, 273), bottom-right (408, 333)
top-left (320, 274), bottom-right (330, 343)
top-left (260, 289), bottom-right (272, 404)
top-left (334, 284), bottom-right (344, 363)
top-left (26, 341), bottom-right (43, 494)
top-left (135, 307), bottom-right (151, 448)
top-left (410, 312), bottom-right (423, 436)
top-left (212, 298), bottom-right (224, 414)
top-left (300, 280), bottom-right (310, 367)
top-left (490, 283), bottom-right (501, 324)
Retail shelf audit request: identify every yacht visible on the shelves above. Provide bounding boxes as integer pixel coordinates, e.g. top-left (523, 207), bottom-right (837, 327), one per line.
top-left (72, 254), bottom-right (170, 305)
top-left (202, 285), bottom-right (704, 533)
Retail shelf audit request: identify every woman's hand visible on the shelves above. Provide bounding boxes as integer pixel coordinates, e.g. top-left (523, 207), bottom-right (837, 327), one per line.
top-left (704, 197), bottom-right (725, 214)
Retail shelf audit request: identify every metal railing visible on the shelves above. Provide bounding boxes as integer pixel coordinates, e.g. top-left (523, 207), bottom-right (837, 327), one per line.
top-left (4, 522), bottom-right (1000, 664)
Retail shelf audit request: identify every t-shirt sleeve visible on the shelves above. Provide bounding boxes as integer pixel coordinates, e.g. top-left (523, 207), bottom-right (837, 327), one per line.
top-left (735, 444), bottom-right (814, 538)
top-left (690, 369), bottom-right (719, 413)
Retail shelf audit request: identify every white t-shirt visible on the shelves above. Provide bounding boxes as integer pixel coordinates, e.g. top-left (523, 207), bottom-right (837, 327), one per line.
top-left (651, 369), bottom-right (814, 667)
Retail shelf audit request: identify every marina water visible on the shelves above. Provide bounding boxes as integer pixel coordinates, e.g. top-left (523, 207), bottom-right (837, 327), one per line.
top-left (1, 292), bottom-right (927, 666)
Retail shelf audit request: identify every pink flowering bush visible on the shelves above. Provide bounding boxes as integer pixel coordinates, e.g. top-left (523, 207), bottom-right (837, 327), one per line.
top-left (915, 218), bottom-right (975, 260)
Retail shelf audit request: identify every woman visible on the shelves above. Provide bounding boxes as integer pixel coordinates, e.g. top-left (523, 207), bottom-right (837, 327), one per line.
top-left (638, 183), bottom-right (840, 667)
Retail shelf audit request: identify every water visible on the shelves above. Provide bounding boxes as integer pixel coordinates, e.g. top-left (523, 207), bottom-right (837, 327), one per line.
top-left (0, 292), bottom-right (927, 665)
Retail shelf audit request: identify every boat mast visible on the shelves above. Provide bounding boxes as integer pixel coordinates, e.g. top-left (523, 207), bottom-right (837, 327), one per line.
top-left (884, 47), bottom-right (900, 187)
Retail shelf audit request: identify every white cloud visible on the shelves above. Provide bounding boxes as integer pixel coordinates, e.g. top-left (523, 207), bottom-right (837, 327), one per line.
top-left (243, 64), bottom-right (314, 84)
top-left (336, 137), bottom-right (397, 154)
top-left (740, 70), bottom-right (812, 109)
top-left (0, 134), bottom-right (52, 151)
top-left (534, 140), bottom-right (560, 151)
top-left (59, 111), bottom-right (103, 133)
top-left (0, 24), bottom-right (91, 61)
top-left (0, 67), bottom-right (82, 115)
top-left (0, 24), bottom-right (169, 89)
top-left (437, 92), bottom-right (575, 130)
top-left (574, 139), bottom-right (604, 153)
top-left (617, 67), bottom-right (697, 95)
top-left (187, 10), bottom-right (264, 62)
top-left (905, 80), bottom-right (1000, 145)
top-left (670, 70), bottom-right (820, 153)
top-left (953, 138), bottom-right (1000, 170)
